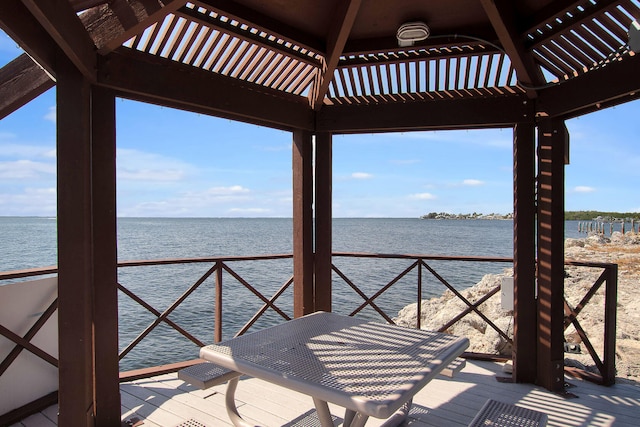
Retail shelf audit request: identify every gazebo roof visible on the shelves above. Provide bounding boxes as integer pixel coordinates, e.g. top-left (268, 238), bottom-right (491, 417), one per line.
top-left (1, 0), bottom-right (639, 132)
top-left (0, 4), bottom-right (636, 424)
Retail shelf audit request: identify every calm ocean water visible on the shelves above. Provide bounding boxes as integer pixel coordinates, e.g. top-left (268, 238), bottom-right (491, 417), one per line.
top-left (1, 217), bottom-right (588, 370)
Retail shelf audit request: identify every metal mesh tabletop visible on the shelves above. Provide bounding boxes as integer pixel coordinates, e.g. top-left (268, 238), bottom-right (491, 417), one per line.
top-left (200, 312), bottom-right (468, 419)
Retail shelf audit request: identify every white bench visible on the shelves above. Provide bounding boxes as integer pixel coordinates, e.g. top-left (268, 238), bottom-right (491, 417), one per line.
top-left (177, 362), bottom-right (240, 390)
top-left (180, 356), bottom-right (466, 390)
top-left (440, 357), bottom-right (466, 377)
top-left (468, 399), bottom-right (548, 427)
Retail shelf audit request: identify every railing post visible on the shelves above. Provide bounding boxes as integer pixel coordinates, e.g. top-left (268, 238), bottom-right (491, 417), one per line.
top-left (602, 264), bottom-right (618, 385)
top-left (215, 261), bottom-right (223, 343)
top-left (417, 259), bottom-right (422, 330)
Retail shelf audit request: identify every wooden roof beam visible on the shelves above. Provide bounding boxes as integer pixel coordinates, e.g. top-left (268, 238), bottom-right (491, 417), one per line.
top-left (0, 0), bottom-right (59, 77)
top-left (0, 0), bottom-right (190, 117)
top-left (536, 54), bottom-right (640, 119)
top-left (0, 54), bottom-right (54, 119)
top-left (70, 0), bottom-right (110, 11)
top-left (311, 0), bottom-right (362, 110)
top-left (316, 95), bottom-right (533, 133)
top-left (480, 0), bottom-right (545, 98)
top-left (84, 0), bottom-right (186, 54)
top-left (98, 49), bottom-right (314, 131)
top-left (21, 0), bottom-right (97, 80)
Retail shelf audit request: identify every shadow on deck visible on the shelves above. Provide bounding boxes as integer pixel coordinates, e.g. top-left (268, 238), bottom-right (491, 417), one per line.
top-left (15, 360), bottom-right (639, 427)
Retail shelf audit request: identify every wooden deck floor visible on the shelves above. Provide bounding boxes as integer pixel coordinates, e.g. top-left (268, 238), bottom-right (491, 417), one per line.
top-left (13, 360), bottom-right (640, 427)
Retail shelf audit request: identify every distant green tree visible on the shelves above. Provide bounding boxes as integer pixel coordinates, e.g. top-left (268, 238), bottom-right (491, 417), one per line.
top-left (565, 211), bottom-right (640, 220)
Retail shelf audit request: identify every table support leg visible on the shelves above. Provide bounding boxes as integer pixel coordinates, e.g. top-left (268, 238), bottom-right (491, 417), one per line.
top-left (347, 412), bottom-right (369, 427)
top-left (379, 399), bottom-right (412, 427)
top-left (225, 377), bottom-right (255, 427)
top-left (344, 409), bottom-right (356, 426)
top-left (342, 408), bottom-right (369, 427)
top-left (312, 397), bottom-right (335, 427)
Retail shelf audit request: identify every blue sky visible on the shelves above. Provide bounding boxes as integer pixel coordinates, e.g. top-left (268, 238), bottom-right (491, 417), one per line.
top-left (1, 30), bottom-right (639, 218)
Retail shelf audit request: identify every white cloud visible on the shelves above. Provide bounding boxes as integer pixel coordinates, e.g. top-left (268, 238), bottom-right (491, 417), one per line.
top-left (44, 106), bottom-right (56, 123)
top-left (0, 160), bottom-right (55, 179)
top-left (228, 207), bottom-right (272, 214)
top-left (0, 187), bottom-right (56, 216)
top-left (202, 185), bottom-right (250, 196)
top-left (118, 167), bottom-right (186, 181)
top-left (351, 172), bottom-right (373, 179)
top-left (409, 192), bottom-right (437, 200)
top-left (117, 185), bottom-right (293, 217)
top-left (172, 185), bottom-right (252, 207)
top-left (463, 179), bottom-right (484, 186)
top-left (119, 200), bottom-right (187, 217)
top-left (573, 186), bottom-right (596, 193)
top-left (117, 148), bottom-right (193, 182)
top-left (0, 131), bottom-right (17, 140)
top-left (0, 143), bottom-right (55, 158)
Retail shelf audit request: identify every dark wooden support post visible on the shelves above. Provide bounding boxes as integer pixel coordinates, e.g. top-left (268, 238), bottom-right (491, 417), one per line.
top-left (536, 118), bottom-right (567, 391)
top-left (512, 123), bottom-right (537, 383)
top-left (315, 132), bottom-right (332, 312)
top-left (602, 264), bottom-right (618, 385)
top-left (91, 87), bottom-right (120, 426)
top-left (293, 130), bottom-right (314, 317)
top-left (56, 55), bottom-right (95, 426)
top-left (215, 261), bottom-right (223, 342)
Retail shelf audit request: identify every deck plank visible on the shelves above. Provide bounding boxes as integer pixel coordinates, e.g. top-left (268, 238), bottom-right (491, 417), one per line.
top-left (18, 360), bottom-right (640, 427)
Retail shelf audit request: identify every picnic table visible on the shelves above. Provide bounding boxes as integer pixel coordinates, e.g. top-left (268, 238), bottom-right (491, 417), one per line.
top-left (200, 311), bottom-right (469, 427)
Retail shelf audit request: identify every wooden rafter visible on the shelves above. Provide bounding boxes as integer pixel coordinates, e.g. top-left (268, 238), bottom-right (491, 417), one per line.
top-left (311, 0), bottom-right (362, 110)
top-left (0, 0), bottom-right (59, 76)
top-left (70, 0), bottom-right (109, 10)
top-left (524, 0), bottom-right (621, 45)
top-left (98, 49), bottom-right (314, 131)
top-left (339, 41), bottom-right (498, 67)
top-left (0, 54), bottom-right (54, 119)
top-left (195, 0), bottom-right (324, 54)
top-left (537, 53), bottom-right (640, 119)
top-left (176, 4), bottom-right (322, 67)
top-left (21, 0), bottom-right (97, 80)
top-left (480, 0), bottom-right (545, 98)
top-left (83, 0), bottom-right (186, 54)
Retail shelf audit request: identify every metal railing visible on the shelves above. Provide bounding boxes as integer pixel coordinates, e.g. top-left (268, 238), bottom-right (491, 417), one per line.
top-left (563, 260), bottom-right (618, 385)
top-left (0, 253), bottom-right (618, 386)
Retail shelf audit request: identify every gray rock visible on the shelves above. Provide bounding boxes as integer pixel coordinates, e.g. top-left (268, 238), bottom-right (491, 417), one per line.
top-left (395, 237), bottom-right (640, 383)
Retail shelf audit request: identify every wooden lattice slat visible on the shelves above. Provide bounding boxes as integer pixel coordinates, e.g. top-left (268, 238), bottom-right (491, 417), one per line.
top-left (115, 0), bottom-right (630, 105)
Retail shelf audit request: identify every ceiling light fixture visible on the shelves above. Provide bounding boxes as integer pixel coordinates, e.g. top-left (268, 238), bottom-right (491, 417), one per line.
top-left (397, 21), bottom-right (430, 47)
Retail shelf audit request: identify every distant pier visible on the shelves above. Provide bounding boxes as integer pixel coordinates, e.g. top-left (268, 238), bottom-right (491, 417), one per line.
top-left (577, 217), bottom-right (638, 236)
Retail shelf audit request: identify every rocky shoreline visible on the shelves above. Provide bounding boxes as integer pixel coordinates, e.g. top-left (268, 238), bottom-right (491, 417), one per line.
top-left (394, 231), bottom-right (640, 384)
